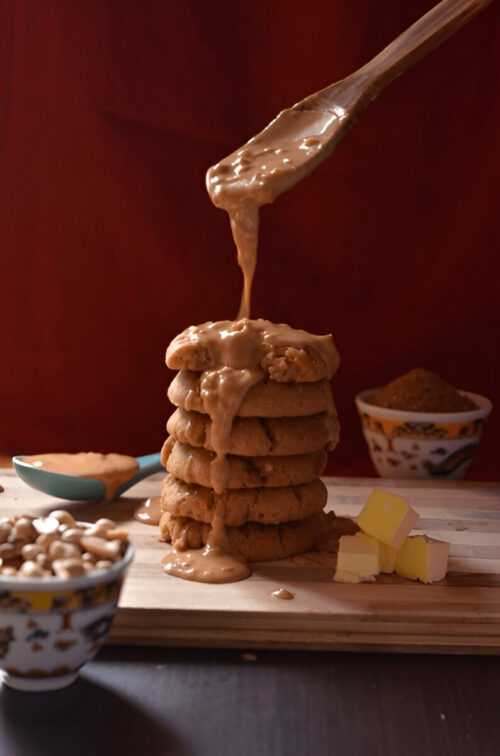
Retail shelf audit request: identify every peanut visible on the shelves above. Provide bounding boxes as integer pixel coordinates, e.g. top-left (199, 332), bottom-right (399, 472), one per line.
top-left (21, 543), bottom-right (44, 561)
top-left (35, 552), bottom-right (52, 570)
top-left (33, 516), bottom-right (59, 535)
top-left (0, 566), bottom-right (17, 576)
top-left (18, 561), bottom-right (44, 578)
top-left (109, 539), bottom-right (126, 557)
top-left (87, 536), bottom-right (126, 560)
top-left (14, 517), bottom-right (38, 540)
top-left (80, 535), bottom-right (119, 560)
top-left (61, 528), bottom-right (85, 544)
top-left (49, 510), bottom-right (76, 528)
top-left (105, 528), bottom-right (129, 542)
top-left (36, 532), bottom-right (60, 550)
top-left (0, 542), bottom-right (23, 560)
top-left (52, 558), bottom-right (86, 578)
top-left (7, 529), bottom-right (29, 546)
top-left (83, 524), bottom-right (109, 538)
top-left (95, 518), bottom-right (115, 531)
top-left (0, 522), bottom-right (12, 544)
top-left (81, 551), bottom-right (98, 564)
top-left (48, 541), bottom-right (82, 560)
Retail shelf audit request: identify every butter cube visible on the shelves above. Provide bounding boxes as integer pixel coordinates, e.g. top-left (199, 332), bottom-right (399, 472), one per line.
top-left (395, 535), bottom-right (449, 583)
top-left (334, 534), bottom-right (380, 583)
top-left (355, 531), bottom-right (397, 574)
top-left (357, 488), bottom-right (418, 550)
top-left (333, 569), bottom-right (375, 584)
top-left (379, 542), bottom-right (398, 574)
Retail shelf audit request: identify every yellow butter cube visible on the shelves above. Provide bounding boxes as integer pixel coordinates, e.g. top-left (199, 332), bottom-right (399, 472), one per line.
top-left (354, 531), bottom-right (379, 550)
top-left (355, 531), bottom-right (397, 574)
top-left (357, 488), bottom-right (418, 550)
top-left (395, 535), bottom-right (449, 583)
top-left (333, 569), bottom-right (375, 584)
top-left (379, 542), bottom-right (398, 574)
top-left (334, 534), bottom-right (380, 583)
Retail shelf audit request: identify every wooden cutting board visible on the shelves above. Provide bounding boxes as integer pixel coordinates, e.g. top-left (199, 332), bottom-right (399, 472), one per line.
top-left (2, 468), bottom-right (500, 654)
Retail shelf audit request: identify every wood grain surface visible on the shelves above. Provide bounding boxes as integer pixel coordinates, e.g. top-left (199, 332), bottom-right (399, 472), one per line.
top-left (1, 468), bottom-right (500, 655)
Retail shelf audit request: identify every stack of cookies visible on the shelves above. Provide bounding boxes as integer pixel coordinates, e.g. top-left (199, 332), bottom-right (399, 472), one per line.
top-left (159, 319), bottom-right (341, 562)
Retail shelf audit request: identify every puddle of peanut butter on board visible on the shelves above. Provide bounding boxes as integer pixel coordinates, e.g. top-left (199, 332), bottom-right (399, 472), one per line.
top-left (162, 500), bottom-right (251, 583)
top-left (272, 588), bottom-right (295, 600)
top-left (22, 452), bottom-right (138, 500)
top-left (134, 496), bottom-right (162, 526)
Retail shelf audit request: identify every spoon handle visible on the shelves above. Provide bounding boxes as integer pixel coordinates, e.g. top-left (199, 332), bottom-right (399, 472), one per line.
top-left (136, 453), bottom-right (163, 470)
top-left (114, 453), bottom-right (163, 497)
top-left (358, 0), bottom-right (492, 97)
top-left (306, 0), bottom-right (492, 111)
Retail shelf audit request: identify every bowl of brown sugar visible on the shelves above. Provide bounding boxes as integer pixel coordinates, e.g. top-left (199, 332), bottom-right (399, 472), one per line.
top-left (355, 368), bottom-right (492, 479)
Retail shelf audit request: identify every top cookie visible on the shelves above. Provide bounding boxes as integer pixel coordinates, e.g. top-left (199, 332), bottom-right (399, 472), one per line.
top-left (166, 319), bottom-right (340, 383)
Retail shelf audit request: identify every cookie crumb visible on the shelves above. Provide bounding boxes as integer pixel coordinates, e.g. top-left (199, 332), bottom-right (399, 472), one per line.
top-left (241, 653), bottom-right (258, 662)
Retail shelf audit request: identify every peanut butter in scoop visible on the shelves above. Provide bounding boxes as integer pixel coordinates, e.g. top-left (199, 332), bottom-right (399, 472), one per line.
top-left (22, 452), bottom-right (138, 500)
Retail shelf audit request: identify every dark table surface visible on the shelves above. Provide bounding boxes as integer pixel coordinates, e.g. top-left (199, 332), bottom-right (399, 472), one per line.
top-left (1, 645), bottom-right (499, 756)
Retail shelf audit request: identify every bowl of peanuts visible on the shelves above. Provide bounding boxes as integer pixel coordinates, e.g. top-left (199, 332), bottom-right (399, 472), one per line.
top-left (0, 510), bottom-right (134, 692)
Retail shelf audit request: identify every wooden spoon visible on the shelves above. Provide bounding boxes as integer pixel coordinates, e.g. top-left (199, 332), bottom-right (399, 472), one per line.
top-left (207, 0), bottom-right (493, 209)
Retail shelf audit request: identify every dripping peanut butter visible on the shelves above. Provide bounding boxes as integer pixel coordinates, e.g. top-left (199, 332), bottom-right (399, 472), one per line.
top-left (206, 109), bottom-right (346, 319)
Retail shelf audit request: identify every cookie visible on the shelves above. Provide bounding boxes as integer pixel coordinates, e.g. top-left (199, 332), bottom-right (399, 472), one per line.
top-left (162, 439), bottom-right (327, 489)
top-left (168, 370), bottom-right (336, 418)
top-left (166, 319), bottom-right (340, 382)
top-left (159, 510), bottom-right (334, 562)
top-left (160, 474), bottom-right (328, 526)
top-left (167, 408), bottom-right (340, 457)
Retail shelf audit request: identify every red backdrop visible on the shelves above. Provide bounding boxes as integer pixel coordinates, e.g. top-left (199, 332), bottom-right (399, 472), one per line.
top-left (1, 0), bottom-right (498, 479)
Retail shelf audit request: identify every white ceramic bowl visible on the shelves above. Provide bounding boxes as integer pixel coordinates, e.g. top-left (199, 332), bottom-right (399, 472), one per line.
top-left (0, 537), bottom-right (134, 692)
top-left (355, 389), bottom-right (492, 479)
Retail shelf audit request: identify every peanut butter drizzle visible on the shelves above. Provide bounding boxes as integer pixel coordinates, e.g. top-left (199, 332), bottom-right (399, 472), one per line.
top-left (200, 366), bottom-right (263, 493)
top-left (207, 109), bottom-right (342, 319)
top-left (134, 496), bottom-right (162, 526)
top-left (271, 588), bottom-right (295, 600)
top-left (22, 452), bottom-right (138, 500)
top-left (162, 501), bottom-right (251, 583)
top-left (168, 319), bottom-right (337, 378)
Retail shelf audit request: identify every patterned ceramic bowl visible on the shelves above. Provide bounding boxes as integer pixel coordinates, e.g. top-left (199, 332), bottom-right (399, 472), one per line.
top-left (355, 389), bottom-right (492, 480)
top-left (0, 535), bottom-right (134, 692)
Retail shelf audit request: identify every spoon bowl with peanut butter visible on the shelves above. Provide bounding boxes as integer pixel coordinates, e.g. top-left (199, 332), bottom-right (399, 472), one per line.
top-left (12, 451), bottom-right (162, 501)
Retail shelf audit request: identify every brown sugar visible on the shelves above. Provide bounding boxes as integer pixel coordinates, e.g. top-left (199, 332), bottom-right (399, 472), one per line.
top-left (369, 368), bottom-right (478, 413)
